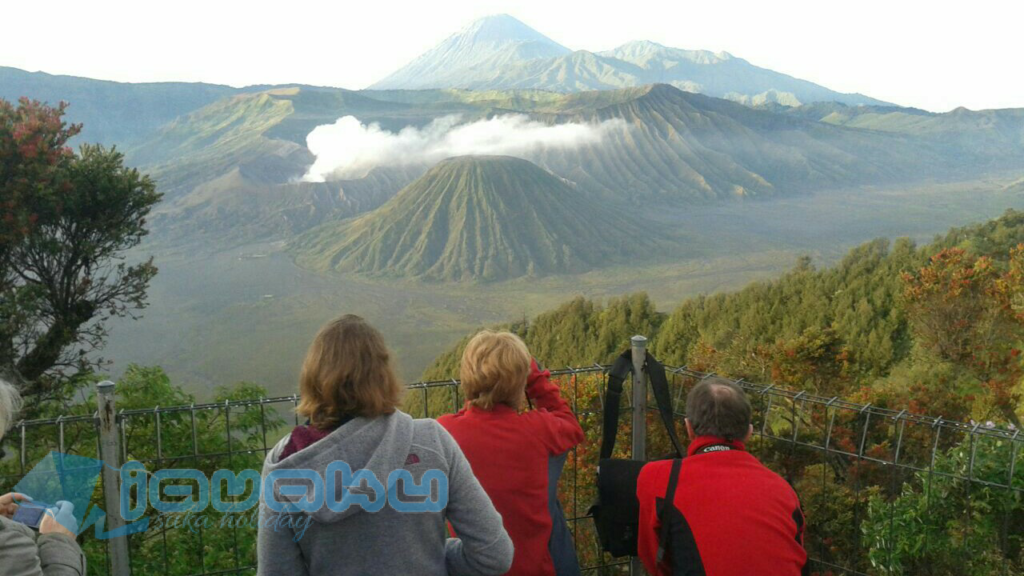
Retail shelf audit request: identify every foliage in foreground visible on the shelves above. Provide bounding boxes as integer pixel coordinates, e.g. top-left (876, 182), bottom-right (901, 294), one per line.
top-left (1, 98), bottom-right (161, 414)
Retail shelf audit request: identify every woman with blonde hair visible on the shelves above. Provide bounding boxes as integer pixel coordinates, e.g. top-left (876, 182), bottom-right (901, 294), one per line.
top-left (257, 315), bottom-right (512, 576)
top-left (438, 330), bottom-right (584, 576)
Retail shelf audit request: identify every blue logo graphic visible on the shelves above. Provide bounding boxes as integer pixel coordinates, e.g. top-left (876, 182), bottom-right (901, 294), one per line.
top-left (14, 451), bottom-right (149, 539)
top-left (14, 452), bottom-right (448, 541)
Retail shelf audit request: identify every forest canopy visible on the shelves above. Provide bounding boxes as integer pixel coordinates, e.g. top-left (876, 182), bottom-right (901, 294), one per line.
top-left (426, 209), bottom-right (1024, 428)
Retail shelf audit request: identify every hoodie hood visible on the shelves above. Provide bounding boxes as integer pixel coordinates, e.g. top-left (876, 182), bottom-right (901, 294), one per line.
top-left (263, 411), bottom-right (415, 524)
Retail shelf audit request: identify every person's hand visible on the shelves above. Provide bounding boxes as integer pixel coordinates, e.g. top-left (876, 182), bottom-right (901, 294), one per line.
top-left (0, 492), bottom-right (30, 519)
top-left (40, 501), bottom-right (77, 539)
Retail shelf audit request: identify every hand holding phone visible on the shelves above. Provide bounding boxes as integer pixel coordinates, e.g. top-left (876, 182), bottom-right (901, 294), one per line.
top-left (12, 503), bottom-right (48, 530)
top-left (10, 499), bottom-right (77, 538)
top-left (0, 492), bottom-right (30, 519)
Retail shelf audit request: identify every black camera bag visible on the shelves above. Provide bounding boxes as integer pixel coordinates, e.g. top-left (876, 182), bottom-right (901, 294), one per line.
top-left (588, 350), bottom-right (684, 558)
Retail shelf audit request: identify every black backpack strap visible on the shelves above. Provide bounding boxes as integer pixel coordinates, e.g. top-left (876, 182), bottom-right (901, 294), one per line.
top-left (646, 353), bottom-right (684, 457)
top-left (600, 351), bottom-right (633, 460)
top-left (656, 458), bottom-right (683, 563)
top-left (601, 350), bottom-right (683, 460)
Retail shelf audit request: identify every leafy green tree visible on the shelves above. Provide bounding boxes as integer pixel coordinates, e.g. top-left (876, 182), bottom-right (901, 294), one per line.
top-left (1, 98), bottom-right (80, 388)
top-left (0, 98), bottom-right (161, 409)
top-left (862, 435), bottom-right (1024, 575)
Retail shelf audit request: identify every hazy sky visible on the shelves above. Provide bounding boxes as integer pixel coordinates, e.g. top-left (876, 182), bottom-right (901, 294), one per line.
top-left (3, 0), bottom-right (1021, 112)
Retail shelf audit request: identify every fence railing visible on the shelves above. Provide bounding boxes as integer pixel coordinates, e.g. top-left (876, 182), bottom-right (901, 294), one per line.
top-left (1, 337), bottom-right (1021, 576)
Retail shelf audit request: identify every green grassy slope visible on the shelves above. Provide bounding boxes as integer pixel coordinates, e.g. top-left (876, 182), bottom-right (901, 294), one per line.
top-left (130, 91), bottom-right (306, 196)
top-left (291, 155), bottom-right (668, 281)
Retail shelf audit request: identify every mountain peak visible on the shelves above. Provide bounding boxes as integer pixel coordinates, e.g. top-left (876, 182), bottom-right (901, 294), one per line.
top-left (369, 15), bottom-right (569, 90)
top-left (458, 14), bottom-right (560, 45)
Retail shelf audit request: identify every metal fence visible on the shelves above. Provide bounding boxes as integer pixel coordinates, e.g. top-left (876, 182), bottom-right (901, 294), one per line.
top-left (670, 367), bottom-right (1023, 576)
top-left (1, 337), bottom-right (1022, 576)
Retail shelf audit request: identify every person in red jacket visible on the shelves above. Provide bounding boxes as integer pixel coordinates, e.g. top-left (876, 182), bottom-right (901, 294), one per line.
top-left (636, 377), bottom-right (809, 576)
top-left (438, 330), bottom-right (585, 576)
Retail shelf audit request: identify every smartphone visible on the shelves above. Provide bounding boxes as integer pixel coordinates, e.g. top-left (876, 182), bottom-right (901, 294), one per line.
top-left (12, 503), bottom-right (49, 530)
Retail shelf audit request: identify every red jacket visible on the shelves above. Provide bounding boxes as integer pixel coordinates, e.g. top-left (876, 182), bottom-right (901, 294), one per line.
top-left (438, 360), bottom-right (584, 576)
top-left (636, 436), bottom-right (809, 576)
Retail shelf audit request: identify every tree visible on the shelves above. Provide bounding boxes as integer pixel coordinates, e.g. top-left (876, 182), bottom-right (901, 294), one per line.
top-left (0, 98), bottom-right (79, 254)
top-left (1, 99), bottom-right (80, 388)
top-left (0, 98), bottom-right (161, 407)
top-left (770, 326), bottom-right (852, 395)
top-left (862, 435), bottom-right (1024, 575)
top-left (902, 247), bottom-right (1024, 428)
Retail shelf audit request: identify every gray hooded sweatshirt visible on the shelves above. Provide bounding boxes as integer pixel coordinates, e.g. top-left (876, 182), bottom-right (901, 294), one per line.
top-left (0, 516), bottom-right (86, 575)
top-left (257, 411), bottom-right (513, 576)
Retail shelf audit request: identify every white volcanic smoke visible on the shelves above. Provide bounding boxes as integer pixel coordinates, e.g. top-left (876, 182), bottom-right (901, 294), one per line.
top-left (302, 114), bottom-right (625, 182)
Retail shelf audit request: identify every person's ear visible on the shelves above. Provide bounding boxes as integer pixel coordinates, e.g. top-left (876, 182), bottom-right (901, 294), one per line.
top-left (684, 418), bottom-right (696, 441)
top-left (743, 424), bottom-right (753, 443)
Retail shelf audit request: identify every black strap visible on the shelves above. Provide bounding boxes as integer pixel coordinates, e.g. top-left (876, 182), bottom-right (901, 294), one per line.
top-left (599, 350), bottom-right (684, 460)
top-left (656, 458), bottom-right (683, 563)
top-left (599, 352), bottom-right (633, 460)
top-left (646, 354), bottom-right (684, 457)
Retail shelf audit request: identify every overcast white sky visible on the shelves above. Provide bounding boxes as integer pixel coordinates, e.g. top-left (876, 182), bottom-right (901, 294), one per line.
top-left (3, 0), bottom-right (1021, 112)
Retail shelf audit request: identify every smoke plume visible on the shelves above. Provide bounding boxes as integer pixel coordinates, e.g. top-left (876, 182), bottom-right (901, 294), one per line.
top-left (302, 114), bottom-right (625, 182)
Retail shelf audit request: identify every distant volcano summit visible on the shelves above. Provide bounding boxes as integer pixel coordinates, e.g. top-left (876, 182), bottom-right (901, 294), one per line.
top-left (370, 14), bottom-right (570, 91)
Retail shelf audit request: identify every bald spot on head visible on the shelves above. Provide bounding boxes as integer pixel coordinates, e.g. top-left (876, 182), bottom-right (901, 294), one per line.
top-left (684, 377), bottom-right (752, 441)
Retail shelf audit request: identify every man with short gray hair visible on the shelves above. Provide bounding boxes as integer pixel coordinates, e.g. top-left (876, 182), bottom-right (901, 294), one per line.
top-left (636, 377), bottom-right (809, 576)
top-left (0, 378), bottom-right (87, 575)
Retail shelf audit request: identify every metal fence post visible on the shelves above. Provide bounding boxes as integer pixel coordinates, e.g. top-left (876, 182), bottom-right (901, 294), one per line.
top-left (630, 336), bottom-right (648, 575)
top-left (630, 335), bottom-right (648, 460)
top-left (97, 380), bottom-right (130, 576)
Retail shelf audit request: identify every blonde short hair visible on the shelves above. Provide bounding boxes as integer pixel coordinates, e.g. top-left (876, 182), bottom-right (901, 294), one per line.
top-left (296, 315), bottom-right (403, 428)
top-left (460, 330), bottom-right (531, 410)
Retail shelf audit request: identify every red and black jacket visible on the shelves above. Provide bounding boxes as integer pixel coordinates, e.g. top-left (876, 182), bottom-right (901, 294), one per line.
top-left (636, 436), bottom-right (809, 576)
top-left (438, 360), bottom-right (584, 575)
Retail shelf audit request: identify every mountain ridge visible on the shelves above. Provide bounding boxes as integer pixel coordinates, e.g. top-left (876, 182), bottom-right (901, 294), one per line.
top-left (0, 66), bottom-right (243, 146)
top-left (140, 82), bottom-right (1024, 245)
top-left (370, 15), bottom-right (890, 107)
